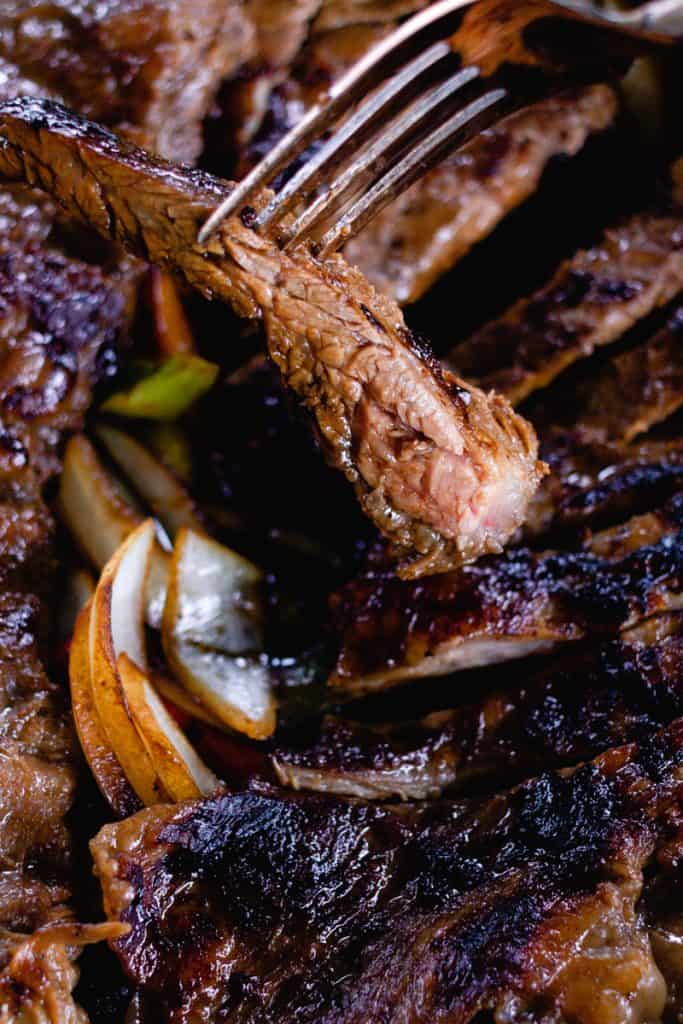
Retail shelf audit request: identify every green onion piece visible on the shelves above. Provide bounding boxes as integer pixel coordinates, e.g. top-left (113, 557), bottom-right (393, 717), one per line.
top-left (101, 355), bottom-right (219, 421)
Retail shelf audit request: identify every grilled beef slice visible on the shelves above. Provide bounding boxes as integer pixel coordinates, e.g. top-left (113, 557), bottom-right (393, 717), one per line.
top-left (556, 308), bottom-right (683, 447)
top-left (525, 442), bottom-right (683, 541)
top-left (447, 211), bottom-right (683, 404)
top-left (92, 720), bottom-right (683, 1024)
top-left (0, 98), bottom-right (546, 578)
top-left (274, 613), bottom-right (683, 799)
top-left (229, 0), bottom-right (425, 164)
top-left (346, 85), bottom-right (617, 305)
top-left (0, 0), bottom-right (253, 163)
top-left (330, 496), bottom-right (683, 693)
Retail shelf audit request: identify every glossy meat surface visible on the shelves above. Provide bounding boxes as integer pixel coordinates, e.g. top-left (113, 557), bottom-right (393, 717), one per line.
top-left (92, 720), bottom-right (683, 1023)
top-left (0, 0), bottom-right (252, 162)
top-left (448, 212), bottom-right (683, 403)
top-left (0, 98), bottom-right (546, 577)
top-left (0, 157), bottom-right (130, 1017)
top-left (330, 498), bottom-right (683, 693)
top-left (275, 614), bottom-right (683, 798)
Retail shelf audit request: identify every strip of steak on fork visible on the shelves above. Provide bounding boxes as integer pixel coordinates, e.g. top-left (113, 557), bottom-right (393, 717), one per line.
top-left (91, 719), bottom-right (683, 1024)
top-left (0, 98), bottom-right (545, 578)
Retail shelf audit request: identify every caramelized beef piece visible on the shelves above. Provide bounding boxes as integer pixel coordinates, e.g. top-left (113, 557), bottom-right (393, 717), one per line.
top-left (230, 0), bottom-right (424, 162)
top-left (275, 613), bottom-right (683, 799)
top-left (523, 437), bottom-right (683, 539)
top-left (0, 98), bottom-right (546, 577)
top-left (331, 497), bottom-right (683, 693)
top-left (566, 308), bottom-right (683, 446)
top-left (92, 720), bottom-right (683, 1023)
top-left (0, 235), bottom-right (130, 497)
top-left (0, 0), bottom-right (253, 163)
top-left (346, 86), bottom-right (617, 304)
top-left (448, 212), bottom-right (683, 403)
top-left (0, 923), bottom-right (126, 1023)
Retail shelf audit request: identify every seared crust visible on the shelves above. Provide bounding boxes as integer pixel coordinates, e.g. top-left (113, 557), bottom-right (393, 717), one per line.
top-left (330, 498), bottom-right (683, 693)
top-left (0, 151), bottom-right (130, 1006)
top-left (448, 212), bottom-right (683, 404)
top-left (92, 720), bottom-right (683, 1023)
top-left (275, 614), bottom-right (683, 799)
top-left (525, 439), bottom-right (683, 539)
top-left (567, 308), bottom-right (683, 446)
top-left (0, 97), bottom-right (546, 577)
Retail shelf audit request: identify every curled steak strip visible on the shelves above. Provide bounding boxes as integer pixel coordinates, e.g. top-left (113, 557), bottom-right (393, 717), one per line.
top-left (330, 497), bottom-right (683, 693)
top-left (0, 98), bottom-right (545, 577)
top-left (92, 721), bottom-right (683, 1024)
top-left (448, 211), bottom-right (683, 404)
top-left (275, 613), bottom-right (683, 799)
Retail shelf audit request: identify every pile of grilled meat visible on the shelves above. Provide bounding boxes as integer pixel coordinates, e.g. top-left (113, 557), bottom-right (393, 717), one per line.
top-left (0, 2), bottom-right (681, 1022)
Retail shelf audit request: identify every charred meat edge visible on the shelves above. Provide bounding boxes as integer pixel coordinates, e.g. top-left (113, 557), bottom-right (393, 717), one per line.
top-left (91, 719), bottom-right (683, 1023)
top-left (330, 496), bottom-right (683, 693)
top-left (447, 210), bottom-right (683, 404)
top-left (274, 612), bottom-right (683, 799)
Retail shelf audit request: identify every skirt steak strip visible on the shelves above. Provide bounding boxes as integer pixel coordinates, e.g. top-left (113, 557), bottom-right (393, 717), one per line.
top-left (0, 97), bottom-right (545, 578)
top-left (91, 720), bottom-right (683, 1023)
top-left (274, 613), bottom-right (683, 799)
top-left (330, 497), bottom-right (683, 693)
top-left (447, 211), bottom-right (683, 404)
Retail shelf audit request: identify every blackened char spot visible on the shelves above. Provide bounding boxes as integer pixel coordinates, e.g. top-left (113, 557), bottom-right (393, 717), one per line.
top-left (360, 304), bottom-right (386, 334)
top-left (240, 205), bottom-right (257, 229)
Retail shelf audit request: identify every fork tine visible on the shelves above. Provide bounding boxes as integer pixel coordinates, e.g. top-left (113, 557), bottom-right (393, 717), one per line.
top-left (314, 87), bottom-right (507, 257)
top-left (196, 0), bottom-right (476, 244)
top-left (255, 40), bottom-right (453, 232)
top-left (279, 63), bottom-right (481, 247)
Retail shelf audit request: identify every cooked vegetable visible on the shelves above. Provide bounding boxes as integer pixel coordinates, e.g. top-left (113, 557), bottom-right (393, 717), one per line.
top-left (153, 672), bottom-right (227, 730)
top-left (148, 268), bottom-right (196, 356)
top-left (162, 528), bottom-right (276, 739)
top-left (87, 521), bottom-right (167, 805)
top-left (69, 602), bottom-right (140, 818)
top-left (96, 423), bottom-right (204, 539)
top-left (57, 434), bottom-right (169, 628)
top-left (101, 354), bottom-right (218, 421)
top-left (143, 422), bottom-right (193, 483)
top-left (118, 653), bottom-right (218, 801)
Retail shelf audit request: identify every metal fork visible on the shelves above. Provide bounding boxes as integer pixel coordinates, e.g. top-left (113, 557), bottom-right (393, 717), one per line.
top-left (198, 0), bottom-right (683, 254)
